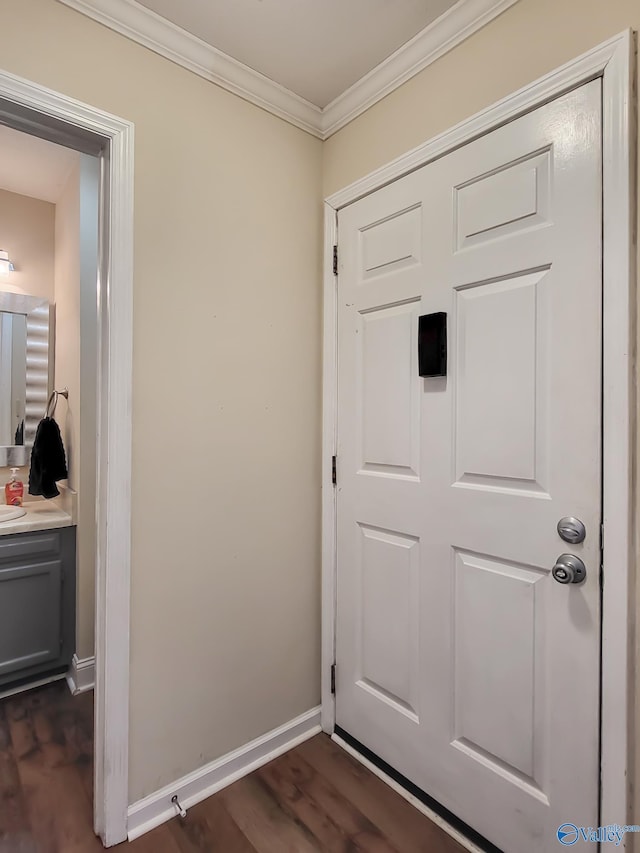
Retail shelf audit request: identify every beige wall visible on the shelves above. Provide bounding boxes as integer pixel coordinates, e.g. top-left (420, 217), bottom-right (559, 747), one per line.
top-left (1, 0), bottom-right (322, 802)
top-left (0, 188), bottom-right (55, 303)
top-left (0, 188), bottom-right (55, 488)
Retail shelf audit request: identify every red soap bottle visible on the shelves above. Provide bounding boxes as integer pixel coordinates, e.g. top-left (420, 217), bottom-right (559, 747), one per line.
top-left (5, 468), bottom-right (24, 507)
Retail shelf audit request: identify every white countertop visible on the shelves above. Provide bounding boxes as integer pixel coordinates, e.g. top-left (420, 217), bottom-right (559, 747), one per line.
top-left (0, 500), bottom-right (75, 537)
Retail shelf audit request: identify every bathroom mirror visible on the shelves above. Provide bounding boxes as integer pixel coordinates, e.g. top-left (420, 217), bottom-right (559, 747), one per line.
top-left (0, 291), bottom-right (53, 467)
top-left (0, 311), bottom-right (27, 445)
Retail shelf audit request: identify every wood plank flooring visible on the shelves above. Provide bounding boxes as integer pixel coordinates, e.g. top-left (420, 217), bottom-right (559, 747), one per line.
top-left (0, 682), bottom-right (467, 852)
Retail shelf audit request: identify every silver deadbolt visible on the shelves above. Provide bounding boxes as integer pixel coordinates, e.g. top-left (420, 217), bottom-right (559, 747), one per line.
top-left (552, 554), bottom-right (587, 585)
top-left (557, 517), bottom-right (586, 544)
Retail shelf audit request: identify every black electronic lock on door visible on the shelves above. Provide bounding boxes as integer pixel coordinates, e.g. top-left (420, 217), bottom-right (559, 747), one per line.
top-left (418, 312), bottom-right (447, 377)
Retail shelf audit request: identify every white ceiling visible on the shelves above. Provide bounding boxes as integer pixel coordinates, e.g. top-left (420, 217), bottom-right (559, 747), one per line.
top-left (135, 0), bottom-right (459, 108)
top-left (0, 125), bottom-right (79, 203)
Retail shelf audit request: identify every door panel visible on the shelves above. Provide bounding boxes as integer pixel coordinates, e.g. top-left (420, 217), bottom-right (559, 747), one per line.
top-left (453, 549), bottom-right (546, 787)
top-left (336, 81), bottom-right (602, 853)
top-left (455, 271), bottom-right (544, 486)
top-left (360, 301), bottom-right (421, 477)
top-left (360, 204), bottom-right (423, 279)
top-left (358, 524), bottom-right (420, 718)
top-left (454, 148), bottom-right (551, 251)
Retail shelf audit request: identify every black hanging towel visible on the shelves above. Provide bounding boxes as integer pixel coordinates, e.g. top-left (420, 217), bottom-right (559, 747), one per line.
top-left (28, 417), bottom-right (68, 499)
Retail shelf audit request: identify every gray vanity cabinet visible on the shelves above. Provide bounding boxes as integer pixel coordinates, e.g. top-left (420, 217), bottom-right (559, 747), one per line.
top-left (0, 526), bottom-right (76, 689)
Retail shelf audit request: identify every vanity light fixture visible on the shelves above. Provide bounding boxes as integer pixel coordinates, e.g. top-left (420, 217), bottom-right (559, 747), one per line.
top-left (0, 250), bottom-right (14, 276)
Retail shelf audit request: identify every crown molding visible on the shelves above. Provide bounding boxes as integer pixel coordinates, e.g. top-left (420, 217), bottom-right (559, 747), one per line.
top-left (57, 0), bottom-right (324, 138)
top-left (57, 0), bottom-right (521, 140)
top-left (321, 0), bottom-right (521, 137)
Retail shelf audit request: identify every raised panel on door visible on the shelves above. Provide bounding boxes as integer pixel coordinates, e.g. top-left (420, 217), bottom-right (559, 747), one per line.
top-left (359, 204), bottom-right (422, 282)
top-left (454, 149), bottom-right (551, 252)
top-left (0, 559), bottom-right (62, 676)
top-left (359, 301), bottom-right (421, 479)
top-left (455, 269), bottom-right (549, 496)
top-left (356, 524), bottom-right (420, 721)
top-left (452, 549), bottom-right (547, 798)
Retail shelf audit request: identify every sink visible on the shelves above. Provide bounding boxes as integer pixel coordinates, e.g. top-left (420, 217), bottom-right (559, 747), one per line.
top-left (0, 505), bottom-right (26, 523)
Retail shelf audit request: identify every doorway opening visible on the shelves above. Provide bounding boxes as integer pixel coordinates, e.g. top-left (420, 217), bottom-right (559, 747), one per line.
top-left (0, 124), bottom-right (101, 847)
top-left (0, 70), bottom-right (134, 846)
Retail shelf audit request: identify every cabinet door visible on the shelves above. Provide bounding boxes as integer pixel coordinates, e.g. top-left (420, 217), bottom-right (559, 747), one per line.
top-left (0, 559), bottom-right (62, 677)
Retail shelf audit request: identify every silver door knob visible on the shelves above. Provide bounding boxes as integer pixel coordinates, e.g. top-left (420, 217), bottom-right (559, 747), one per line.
top-left (557, 517), bottom-right (586, 544)
top-left (552, 554), bottom-right (586, 585)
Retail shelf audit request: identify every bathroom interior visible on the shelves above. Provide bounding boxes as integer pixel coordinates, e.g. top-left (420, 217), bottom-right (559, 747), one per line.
top-left (0, 123), bottom-right (99, 701)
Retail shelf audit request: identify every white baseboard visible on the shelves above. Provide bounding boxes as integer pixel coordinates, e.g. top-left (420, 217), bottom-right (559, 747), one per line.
top-left (66, 654), bottom-right (95, 695)
top-left (0, 671), bottom-right (67, 701)
top-left (127, 705), bottom-right (322, 841)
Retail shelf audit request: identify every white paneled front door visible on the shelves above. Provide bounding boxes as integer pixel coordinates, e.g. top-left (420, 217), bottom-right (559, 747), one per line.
top-left (335, 81), bottom-right (602, 853)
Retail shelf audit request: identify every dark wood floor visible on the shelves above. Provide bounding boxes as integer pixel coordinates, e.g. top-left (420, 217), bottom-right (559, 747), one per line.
top-left (0, 682), bottom-right (466, 852)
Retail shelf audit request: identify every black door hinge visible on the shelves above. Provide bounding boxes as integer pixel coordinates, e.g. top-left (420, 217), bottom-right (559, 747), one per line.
top-left (331, 455), bottom-right (337, 486)
top-left (330, 664), bottom-right (336, 695)
top-left (333, 245), bottom-right (338, 276)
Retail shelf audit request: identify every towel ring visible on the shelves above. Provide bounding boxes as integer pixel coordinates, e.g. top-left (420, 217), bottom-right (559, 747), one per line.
top-left (45, 388), bottom-right (69, 418)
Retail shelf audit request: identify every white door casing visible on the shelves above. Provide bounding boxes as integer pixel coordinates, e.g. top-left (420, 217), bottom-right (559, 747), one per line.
top-left (335, 81), bottom-right (602, 852)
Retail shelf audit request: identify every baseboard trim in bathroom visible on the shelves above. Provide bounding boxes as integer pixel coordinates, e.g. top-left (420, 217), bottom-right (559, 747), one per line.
top-left (0, 670), bottom-right (67, 701)
top-left (66, 654), bottom-right (96, 695)
top-left (127, 705), bottom-right (322, 841)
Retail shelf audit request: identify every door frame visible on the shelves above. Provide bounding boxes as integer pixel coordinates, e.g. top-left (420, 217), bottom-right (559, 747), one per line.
top-left (0, 70), bottom-right (134, 846)
top-left (321, 30), bottom-right (636, 839)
